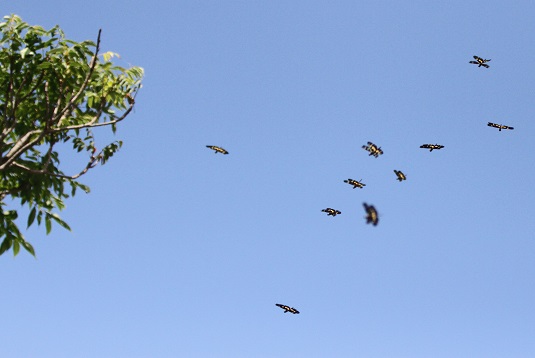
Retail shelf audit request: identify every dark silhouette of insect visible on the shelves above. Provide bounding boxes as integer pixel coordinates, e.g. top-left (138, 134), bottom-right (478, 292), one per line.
top-left (322, 208), bottom-right (341, 216)
top-left (469, 55), bottom-right (491, 68)
top-left (276, 304), bottom-right (300, 314)
top-left (420, 144), bottom-right (444, 152)
top-left (362, 141), bottom-right (383, 158)
top-left (206, 145), bottom-right (229, 154)
top-left (487, 122), bottom-right (514, 131)
top-left (363, 203), bottom-right (378, 226)
top-left (344, 178), bottom-right (366, 189)
top-left (394, 170), bottom-right (406, 182)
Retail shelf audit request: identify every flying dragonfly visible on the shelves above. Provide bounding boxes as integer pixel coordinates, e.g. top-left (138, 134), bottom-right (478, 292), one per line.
top-left (206, 145), bottom-right (229, 154)
top-left (469, 55), bottom-right (491, 68)
top-left (362, 141), bottom-right (383, 158)
top-left (420, 144), bottom-right (444, 152)
top-left (394, 170), bottom-right (406, 182)
top-left (363, 203), bottom-right (379, 226)
top-left (322, 208), bottom-right (341, 216)
top-left (487, 122), bottom-right (514, 131)
top-left (344, 178), bottom-right (366, 189)
top-left (276, 304), bottom-right (300, 314)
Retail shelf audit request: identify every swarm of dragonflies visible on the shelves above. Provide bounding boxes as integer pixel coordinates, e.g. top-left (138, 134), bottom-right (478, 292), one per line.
top-left (205, 54), bottom-right (515, 316)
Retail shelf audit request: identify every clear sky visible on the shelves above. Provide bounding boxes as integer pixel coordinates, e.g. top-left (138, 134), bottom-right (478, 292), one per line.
top-left (2, 1), bottom-right (535, 357)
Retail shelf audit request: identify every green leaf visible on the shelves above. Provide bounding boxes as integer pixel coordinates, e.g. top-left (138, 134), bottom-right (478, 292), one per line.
top-left (102, 51), bottom-right (120, 62)
top-left (50, 213), bottom-right (71, 231)
top-left (0, 237), bottom-right (12, 256)
top-left (45, 215), bottom-right (52, 234)
top-left (20, 47), bottom-right (33, 59)
top-left (12, 240), bottom-right (20, 256)
top-left (3, 210), bottom-right (18, 220)
top-left (20, 240), bottom-right (36, 257)
top-left (27, 207), bottom-right (37, 228)
top-left (78, 183), bottom-right (90, 193)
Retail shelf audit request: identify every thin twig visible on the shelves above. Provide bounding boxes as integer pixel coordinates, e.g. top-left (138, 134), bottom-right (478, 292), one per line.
top-left (12, 152), bottom-right (99, 180)
top-left (53, 100), bottom-right (134, 132)
top-left (56, 29), bottom-right (102, 126)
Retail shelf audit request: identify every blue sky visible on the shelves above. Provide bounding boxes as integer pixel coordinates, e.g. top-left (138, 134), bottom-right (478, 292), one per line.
top-left (2, 1), bottom-right (535, 357)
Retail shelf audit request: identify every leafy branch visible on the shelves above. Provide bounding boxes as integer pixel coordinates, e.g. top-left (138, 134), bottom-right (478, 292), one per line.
top-left (0, 14), bottom-right (143, 257)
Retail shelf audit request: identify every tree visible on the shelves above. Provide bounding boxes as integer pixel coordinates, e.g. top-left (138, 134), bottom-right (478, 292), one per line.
top-left (0, 15), bottom-right (143, 257)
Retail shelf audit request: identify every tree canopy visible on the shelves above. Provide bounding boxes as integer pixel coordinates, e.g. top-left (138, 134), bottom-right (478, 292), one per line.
top-left (0, 14), bottom-right (143, 257)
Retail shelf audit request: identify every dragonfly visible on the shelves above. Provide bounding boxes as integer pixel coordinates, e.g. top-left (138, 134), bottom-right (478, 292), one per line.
top-left (469, 55), bottom-right (491, 68)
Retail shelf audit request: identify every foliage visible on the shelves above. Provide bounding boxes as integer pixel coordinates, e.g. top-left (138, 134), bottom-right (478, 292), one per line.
top-left (0, 15), bottom-right (143, 257)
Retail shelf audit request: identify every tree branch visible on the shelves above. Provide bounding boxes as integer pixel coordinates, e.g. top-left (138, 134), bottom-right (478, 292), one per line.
top-left (1, 55), bottom-right (15, 146)
top-left (0, 86), bottom-right (130, 171)
top-left (44, 79), bottom-right (50, 118)
top-left (15, 71), bottom-right (45, 109)
top-left (53, 100), bottom-right (134, 132)
top-left (41, 140), bottom-right (55, 171)
top-left (11, 152), bottom-right (99, 180)
top-left (0, 114), bottom-right (17, 142)
top-left (0, 71), bottom-right (46, 145)
top-left (56, 29), bottom-right (101, 127)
